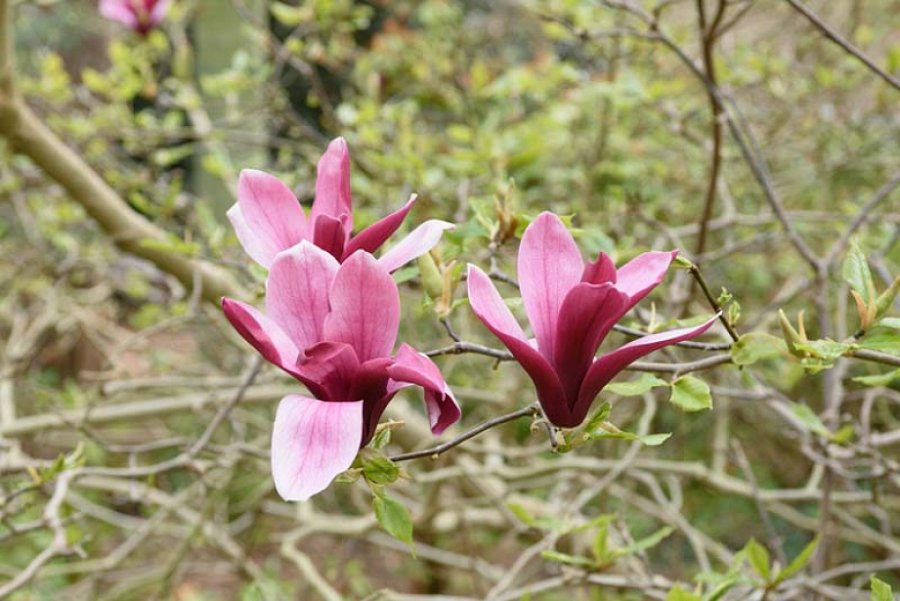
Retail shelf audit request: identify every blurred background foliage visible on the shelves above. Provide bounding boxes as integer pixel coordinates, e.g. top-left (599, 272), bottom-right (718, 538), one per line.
top-left (0, 0), bottom-right (898, 599)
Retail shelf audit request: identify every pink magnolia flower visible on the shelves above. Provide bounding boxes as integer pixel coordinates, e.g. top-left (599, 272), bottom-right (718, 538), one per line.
top-left (228, 137), bottom-right (453, 272)
top-left (222, 243), bottom-right (459, 501)
top-left (99, 0), bottom-right (170, 34)
top-left (467, 212), bottom-right (718, 428)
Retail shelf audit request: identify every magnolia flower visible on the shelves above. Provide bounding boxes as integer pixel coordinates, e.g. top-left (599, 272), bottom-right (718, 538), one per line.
top-left (228, 138), bottom-right (453, 272)
top-left (467, 212), bottom-right (718, 428)
top-left (222, 243), bottom-right (459, 501)
top-left (99, 0), bottom-right (170, 34)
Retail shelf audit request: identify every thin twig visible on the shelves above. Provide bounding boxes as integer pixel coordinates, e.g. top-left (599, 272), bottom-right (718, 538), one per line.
top-left (783, 0), bottom-right (900, 90)
top-left (391, 404), bottom-right (540, 462)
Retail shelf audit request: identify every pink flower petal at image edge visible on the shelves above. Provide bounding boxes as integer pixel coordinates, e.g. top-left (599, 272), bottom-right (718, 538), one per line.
top-left (98, 0), bottom-right (171, 34)
top-left (467, 211), bottom-right (719, 427)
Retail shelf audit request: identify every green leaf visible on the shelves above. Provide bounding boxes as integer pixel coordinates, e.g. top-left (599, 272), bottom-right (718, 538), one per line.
top-left (859, 327), bottom-right (900, 354)
top-left (745, 538), bottom-right (771, 582)
top-left (372, 427), bottom-right (392, 450)
top-left (373, 494), bottom-right (413, 547)
top-left (874, 276), bottom-right (900, 319)
top-left (359, 450), bottom-right (400, 485)
top-left (540, 549), bottom-right (596, 568)
top-left (333, 468), bottom-right (362, 484)
top-left (605, 373), bottom-right (670, 396)
top-left (592, 521), bottom-right (610, 563)
top-left (269, 2), bottom-right (306, 26)
top-left (507, 502), bottom-right (536, 527)
top-left (878, 317), bottom-right (900, 329)
top-left (614, 526), bottom-right (673, 557)
top-left (794, 339), bottom-right (853, 362)
top-left (583, 423), bottom-right (671, 447)
top-left (870, 576), bottom-right (893, 601)
top-left (669, 376), bottom-right (712, 412)
top-left (853, 369), bottom-right (900, 387)
top-left (666, 585), bottom-right (701, 601)
top-left (636, 433), bottom-right (672, 446)
top-left (672, 256), bottom-right (695, 270)
top-left (775, 536), bottom-right (819, 582)
top-left (843, 240), bottom-right (875, 304)
top-left (582, 402), bottom-right (612, 434)
top-left (790, 403), bottom-right (831, 438)
top-left (731, 333), bottom-right (788, 366)
top-left (704, 578), bottom-right (737, 601)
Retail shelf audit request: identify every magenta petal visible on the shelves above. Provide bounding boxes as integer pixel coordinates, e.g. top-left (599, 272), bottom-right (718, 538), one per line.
top-left (554, 283), bottom-right (629, 405)
top-left (518, 212), bottom-right (584, 362)
top-left (615, 250), bottom-right (678, 309)
top-left (353, 358), bottom-right (395, 444)
top-left (310, 138), bottom-right (353, 237)
top-left (388, 344), bottom-right (460, 435)
top-left (377, 220), bottom-right (454, 273)
top-left (230, 169), bottom-right (307, 268)
top-left (221, 297), bottom-right (300, 377)
top-left (267, 241), bottom-right (339, 350)
top-left (467, 265), bottom-right (571, 426)
top-left (296, 341), bottom-right (360, 401)
top-left (343, 194), bottom-right (417, 259)
top-left (99, 0), bottom-right (139, 27)
top-left (312, 214), bottom-right (349, 260)
top-left (324, 252), bottom-right (399, 362)
top-left (271, 395), bottom-right (363, 501)
top-left (573, 314), bottom-right (720, 423)
top-left (582, 252), bottom-right (617, 285)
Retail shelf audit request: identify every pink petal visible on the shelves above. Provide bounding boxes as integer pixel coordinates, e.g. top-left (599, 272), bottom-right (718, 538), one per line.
top-left (323, 252), bottom-right (399, 362)
top-left (343, 194), bottom-right (417, 259)
top-left (99, 0), bottom-right (138, 27)
top-left (518, 212), bottom-right (584, 362)
top-left (615, 250), bottom-right (678, 308)
top-left (230, 169), bottom-right (307, 268)
top-left (466, 264), bottom-right (528, 340)
top-left (296, 342), bottom-right (360, 401)
top-left (388, 344), bottom-right (460, 435)
top-left (582, 252), bottom-right (617, 285)
top-left (573, 314), bottom-right (720, 424)
top-left (267, 241), bottom-right (340, 351)
top-left (271, 395), bottom-right (363, 501)
top-left (467, 265), bottom-right (571, 426)
top-left (554, 283), bottom-right (629, 405)
top-left (310, 138), bottom-right (353, 237)
top-left (221, 297), bottom-right (300, 376)
top-left (148, 0), bottom-right (171, 24)
top-left (312, 214), bottom-right (348, 260)
top-left (377, 220), bottom-right (454, 273)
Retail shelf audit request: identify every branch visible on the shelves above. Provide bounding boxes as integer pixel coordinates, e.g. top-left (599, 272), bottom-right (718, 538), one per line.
top-left (626, 353), bottom-right (733, 374)
top-left (784, 0), bottom-right (900, 91)
top-left (689, 264), bottom-right (739, 341)
top-left (824, 172), bottom-right (900, 268)
top-left (848, 348), bottom-right (900, 368)
top-left (693, 0), bottom-right (726, 262)
top-left (0, 0), bottom-right (241, 305)
top-left (391, 404), bottom-right (540, 462)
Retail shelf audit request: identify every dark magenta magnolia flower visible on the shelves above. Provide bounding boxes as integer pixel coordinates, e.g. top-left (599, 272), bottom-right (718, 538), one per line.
top-left (467, 212), bottom-right (718, 428)
top-left (228, 137), bottom-right (452, 272)
top-left (99, 0), bottom-right (170, 34)
top-left (222, 243), bottom-right (459, 500)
